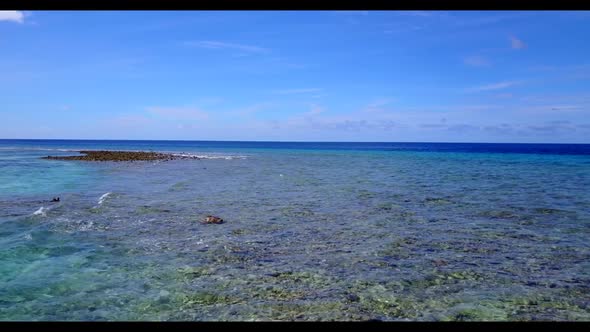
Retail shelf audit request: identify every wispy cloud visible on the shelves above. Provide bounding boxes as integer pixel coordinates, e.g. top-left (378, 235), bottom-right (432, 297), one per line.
top-left (420, 123), bottom-right (448, 129)
top-left (382, 20), bottom-right (429, 34)
top-left (464, 55), bottom-right (490, 67)
top-left (367, 98), bottom-right (394, 107)
top-left (483, 123), bottom-right (516, 134)
top-left (0, 10), bottom-right (24, 23)
top-left (466, 81), bottom-right (520, 93)
top-left (457, 105), bottom-right (498, 112)
top-left (184, 40), bottom-right (269, 54)
top-left (332, 10), bottom-right (371, 25)
top-left (528, 94), bottom-right (590, 104)
top-left (229, 102), bottom-right (274, 117)
top-left (332, 11), bottom-right (369, 16)
top-left (146, 106), bottom-right (209, 120)
top-left (329, 119), bottom-right (399, 132)
top-left (510, 36), bottom-right (526, 49)
top-left (196, 97), bottom-right (224, 106)
top-left (297, 118), bottom-right (400, 132)
top-left (518, 105), bottom-right (586, 114)
top-left (548, 105), bottom-right (583, 111)
top-left (420, 120), bottom-right (588, 137)
top-left (272, 88), bottom-right (323, 95)
top-left (362, 98), bottom-right (394, 113)
top-left (527, 122), bottom-right (577, 132)
top-left (275, 102), bottom-right (405, 134)
top-left (391, 11), bottom-right (452, 19)
top-left (447, 124), bottom-right (479, 132)
top-left (397, 11), bottom-right (435, 17)
top-left (453, 12), bottom-right (534, 28)
top-left (304, 104), bottom-right (325, 116)
top-left (420, 123), bottom-right (480, 133)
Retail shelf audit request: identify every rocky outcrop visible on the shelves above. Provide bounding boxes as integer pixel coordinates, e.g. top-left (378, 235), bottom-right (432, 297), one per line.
top-left (202, 215), bottom-right (224, 224)
top-left (42, 150), bottom-right (200, 162)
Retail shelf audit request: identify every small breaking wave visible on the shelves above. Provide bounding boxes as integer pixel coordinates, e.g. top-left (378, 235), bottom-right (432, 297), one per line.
top-left (98, 192), bottom-right (112, 205)
top-left (170, 153), bottom-right (247, 160)
top-left (33, 207), bottom-right (48, 217)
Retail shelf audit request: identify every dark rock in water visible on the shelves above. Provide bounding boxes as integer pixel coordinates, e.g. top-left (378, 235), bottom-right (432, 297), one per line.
top-left (479, 210), bottom-right (519, 219)
top-left (534, 208), bottom-right (564, 215)
top-left (51, 197), bottom-right (60, 202)
top-left (432, 259), bottom-right (448, 267)
top-left (346, 293), bottom-right (360, 302)
top-left (424, 197), bottom-right (451, 204)
top-left (41, 150), bottom-right (201, 162)
top-left (202, 215), bottom-right (224, 224)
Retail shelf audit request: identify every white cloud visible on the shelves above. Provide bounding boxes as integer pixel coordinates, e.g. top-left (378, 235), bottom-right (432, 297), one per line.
top-left (466, 81), bottom-right (520, 93)
top-left (362, 98), bottom-right (394, 113)
top-left (510, 36), bottom-right (526, 49)
top-left (420, 123), bottom-right (448, 129)
top-left (454, 13), bottom-right (533, 28)
top-left (332, 11), bottom-right (369, 16)
top-left (367, 98), bottom-right (393, 108)
top-left (0, 10), bottom-right (24, 23)
top-left (184, 40), bottom-right (268, 54)
top-left (304, 104), bottom-right (325, 116)
top-left (548, 105), bottom-right (583, 111)
top-left (495, 93), bottom-right (513, 99)
top-left (397, 11), bottom-right (435, 17)
top-left (496, 103), bottom-right (587, 116)
top-left (230, 102), bottom-right (273, 116)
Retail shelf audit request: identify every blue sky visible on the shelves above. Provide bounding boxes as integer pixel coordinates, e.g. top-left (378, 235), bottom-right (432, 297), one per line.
top-left (1, 10), bottom-right (590, 143)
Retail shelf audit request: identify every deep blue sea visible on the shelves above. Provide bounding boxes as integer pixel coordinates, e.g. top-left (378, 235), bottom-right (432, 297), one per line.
top-left (1, 139), bottom-right (589, 321)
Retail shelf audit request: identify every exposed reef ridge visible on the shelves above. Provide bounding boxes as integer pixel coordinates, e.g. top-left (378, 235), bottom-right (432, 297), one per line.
top-left (42, 150), bottom-right (201, 162)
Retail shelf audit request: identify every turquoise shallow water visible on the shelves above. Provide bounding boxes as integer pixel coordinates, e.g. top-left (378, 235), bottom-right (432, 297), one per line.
top-left (0, 140), bottom-right (589, 321)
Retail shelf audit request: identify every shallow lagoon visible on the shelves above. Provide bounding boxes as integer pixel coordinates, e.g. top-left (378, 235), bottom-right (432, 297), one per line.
top-left (1, 141), bottom-right (589, 321)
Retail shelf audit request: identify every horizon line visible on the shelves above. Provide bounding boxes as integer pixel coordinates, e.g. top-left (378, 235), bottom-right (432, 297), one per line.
top-left (0, 138), bottom-right (589, 145)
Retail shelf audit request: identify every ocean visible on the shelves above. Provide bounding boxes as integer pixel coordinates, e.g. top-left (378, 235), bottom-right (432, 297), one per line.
top-left (1, 139), bottom-right (589, 321)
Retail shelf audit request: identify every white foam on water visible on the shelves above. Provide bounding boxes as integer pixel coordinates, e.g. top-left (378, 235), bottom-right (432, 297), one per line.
top-left (98, 192), bottom-right (112, 205)
top-left (170, 152), bottom-right (247, 160)
top-left (33, 207), bottom-right (47, 216)
top-left (52, 148), bottom-right (77, 152)
top-left (78, 221), bottom-right (94, 231)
